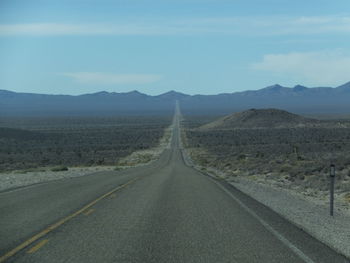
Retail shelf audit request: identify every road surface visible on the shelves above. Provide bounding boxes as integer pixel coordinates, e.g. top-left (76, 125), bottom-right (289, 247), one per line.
top-left (0, 104), bottom-right (348, 263)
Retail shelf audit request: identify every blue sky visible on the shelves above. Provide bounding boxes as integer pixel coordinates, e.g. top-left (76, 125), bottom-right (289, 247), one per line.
top-left (1, 0), bottom-right (350, 95)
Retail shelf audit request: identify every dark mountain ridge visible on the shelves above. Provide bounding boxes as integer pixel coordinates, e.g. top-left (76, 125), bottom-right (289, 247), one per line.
top-left (1, 81), bottom-right (350, 116)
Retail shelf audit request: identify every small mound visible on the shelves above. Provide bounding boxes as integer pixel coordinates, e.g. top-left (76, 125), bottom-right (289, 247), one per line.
top-left (200, 108), bottom-right (320, 129)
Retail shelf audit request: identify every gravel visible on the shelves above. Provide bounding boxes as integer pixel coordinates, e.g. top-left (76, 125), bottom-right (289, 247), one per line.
top-left (0, 166), bottom-right (115, 192)
top-left (228, 176), bottom-right (350, 259)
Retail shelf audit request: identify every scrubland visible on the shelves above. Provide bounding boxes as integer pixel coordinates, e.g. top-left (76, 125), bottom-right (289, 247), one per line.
top-left (182, 115), bottom-right (350, 209)
top-left (0, 116), bottom-right (171, 172)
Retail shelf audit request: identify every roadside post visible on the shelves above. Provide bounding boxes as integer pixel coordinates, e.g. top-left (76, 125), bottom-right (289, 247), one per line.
top-left (330, 164), bottom-right (335, 216)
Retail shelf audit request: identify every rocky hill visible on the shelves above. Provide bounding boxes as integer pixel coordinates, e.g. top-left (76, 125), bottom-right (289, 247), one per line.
top-left (199, 108), bottom-right (322, 129)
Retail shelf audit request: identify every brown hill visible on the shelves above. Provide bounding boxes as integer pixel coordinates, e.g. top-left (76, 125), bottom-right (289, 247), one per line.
top-left (200, 108), bottom-right (322, 129)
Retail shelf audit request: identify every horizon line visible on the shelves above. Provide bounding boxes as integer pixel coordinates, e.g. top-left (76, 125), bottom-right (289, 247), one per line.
top-left (1, 81), bottom-right (349, 97)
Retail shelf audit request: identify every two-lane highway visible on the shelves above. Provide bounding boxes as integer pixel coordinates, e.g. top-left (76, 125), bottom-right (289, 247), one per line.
top-left (0, 104), bottom-right (348, 262)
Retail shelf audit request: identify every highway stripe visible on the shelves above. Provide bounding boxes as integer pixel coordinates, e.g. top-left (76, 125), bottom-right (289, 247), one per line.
top-left (26, 239), bottom-right (49, 254)
top-left (83, 209), bottom-right (95, 216)
top-left (0, 177), bottom-right (138, 263)
top-left (209, 177), bottom-right (316, 263)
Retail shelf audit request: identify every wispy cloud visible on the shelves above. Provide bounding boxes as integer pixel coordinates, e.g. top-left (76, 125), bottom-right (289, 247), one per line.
top-left (0, 23), bottom-right (167, 36)
top-left (1, 15), bottom-right (350, 36)
top-left (252, 50), bottom-right (350, 86)
top-left (60, 72), bottom-right (162, 85)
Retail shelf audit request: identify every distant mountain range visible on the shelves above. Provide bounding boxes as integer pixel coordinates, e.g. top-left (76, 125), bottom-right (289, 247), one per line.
top-left (1, 82), bottom-right (350, 116)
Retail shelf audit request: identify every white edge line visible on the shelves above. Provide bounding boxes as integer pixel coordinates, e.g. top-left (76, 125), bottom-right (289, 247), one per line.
top-left (208, 177), bottom-right (316, 263)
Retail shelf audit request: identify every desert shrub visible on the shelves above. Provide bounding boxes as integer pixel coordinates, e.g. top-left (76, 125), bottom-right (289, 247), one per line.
top-left (279, 164), bottom-right (293, 173)
top-left (51, 166), bottom-right (69, 172)
top-left (237, 154), bottom-right (246, 160)
top-left (344, 193), bottom-right (350, 202)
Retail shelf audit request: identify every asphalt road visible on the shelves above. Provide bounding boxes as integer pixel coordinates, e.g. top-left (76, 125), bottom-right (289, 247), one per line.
top-left (0, 105), bottom-right (348, 263)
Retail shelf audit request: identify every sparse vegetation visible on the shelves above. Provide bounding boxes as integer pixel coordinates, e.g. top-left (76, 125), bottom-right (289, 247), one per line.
top-left (182, 111), bottom-right (350, 194)
top-left (0, 116), bottom-right (171, 172)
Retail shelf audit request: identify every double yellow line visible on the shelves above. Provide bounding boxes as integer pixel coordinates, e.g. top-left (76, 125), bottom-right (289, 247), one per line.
top-left (0, 177), bottom-right (138, 262)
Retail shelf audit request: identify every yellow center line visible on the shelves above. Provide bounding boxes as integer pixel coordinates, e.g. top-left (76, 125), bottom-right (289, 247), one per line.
top-left (83, 208), bottom-right (95, 216)
top-left (0, 177), bottom-right (138, 263)
top-left (26, 239), bottom-right (49, 254)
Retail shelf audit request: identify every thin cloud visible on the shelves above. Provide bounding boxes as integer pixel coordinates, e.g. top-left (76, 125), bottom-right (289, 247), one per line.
top-left (0, 23), bottom-right (203, 36)
top-left (0, 23), bottom-right (166, 36)
top-left (1, 15), bottom-right (350, 36)
top-left (60, 72), bottom-right (162, 85)
top-left (252, 50), bottom-right (350, 86)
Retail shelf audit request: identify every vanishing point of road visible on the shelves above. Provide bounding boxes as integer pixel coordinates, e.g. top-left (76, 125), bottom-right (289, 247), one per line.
top-left (0, 104), bottom-right (348, 263)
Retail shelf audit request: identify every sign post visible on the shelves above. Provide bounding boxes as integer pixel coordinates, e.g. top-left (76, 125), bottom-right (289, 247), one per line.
top-left (330, 164), bottom-right (335, 216)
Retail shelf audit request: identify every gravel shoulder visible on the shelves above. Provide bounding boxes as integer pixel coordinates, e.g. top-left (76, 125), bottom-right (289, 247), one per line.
top-left (228, 176), bottom-right (350, 259)
top-left (181, 145), bottom-right (350, 259)
top-left (0, 166), bottom-right (116, 192)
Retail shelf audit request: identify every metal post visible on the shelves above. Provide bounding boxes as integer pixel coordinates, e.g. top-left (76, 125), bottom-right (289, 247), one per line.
top-left (330, 164), bottom-right (335, 216)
